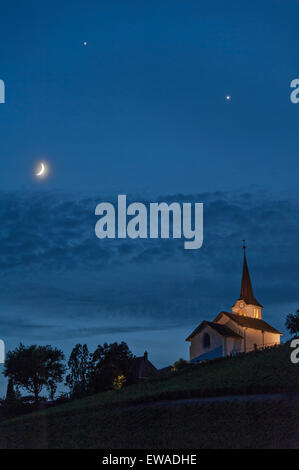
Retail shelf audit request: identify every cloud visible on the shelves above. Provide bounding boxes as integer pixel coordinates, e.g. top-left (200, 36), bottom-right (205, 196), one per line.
top-left (0, 189), bottom-right (298, 348)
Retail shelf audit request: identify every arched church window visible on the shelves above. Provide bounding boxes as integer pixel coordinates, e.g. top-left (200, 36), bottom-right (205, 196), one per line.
top-left (203, 333), bottom-right (210, 348)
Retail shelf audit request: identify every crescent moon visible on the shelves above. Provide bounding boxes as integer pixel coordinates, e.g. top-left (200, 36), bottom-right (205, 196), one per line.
top-left (36, 163), bottom-right (45, 176)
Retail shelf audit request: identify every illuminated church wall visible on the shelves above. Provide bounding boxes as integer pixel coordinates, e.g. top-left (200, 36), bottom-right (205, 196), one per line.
top-left (189, 325), bottom-right (223, 361)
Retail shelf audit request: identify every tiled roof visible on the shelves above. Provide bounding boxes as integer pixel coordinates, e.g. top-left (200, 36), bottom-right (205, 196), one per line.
top-left (186, 320), bottom-right (243, 341)
top-left (215, 312), bottom-right (282, 335)
top-left (130, 355), bottom-right (158, 380)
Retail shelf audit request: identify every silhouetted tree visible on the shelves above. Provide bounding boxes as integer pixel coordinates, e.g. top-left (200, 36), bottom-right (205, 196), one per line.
top-left (286, 310), bottom-right (299, 337)
top-left (0, 378), bottom-right (23, 418)
top-left (5, 378), bottom-right (16, 404)
top-left (65, 344), bottom-right (90, 398)
top-left (88, 342), bottom-right (134, 392)
top-left (4, 344), bottom-right (65, 403)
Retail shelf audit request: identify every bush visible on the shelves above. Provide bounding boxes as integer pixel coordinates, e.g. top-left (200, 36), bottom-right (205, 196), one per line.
top-left (172, 358), bottom-right (189, 372)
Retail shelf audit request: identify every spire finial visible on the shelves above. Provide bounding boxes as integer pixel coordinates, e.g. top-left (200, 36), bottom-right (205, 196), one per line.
top-left (242, 239), bottom-right (246, 254)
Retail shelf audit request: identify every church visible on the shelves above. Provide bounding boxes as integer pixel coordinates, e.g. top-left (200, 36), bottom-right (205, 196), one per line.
top-left (186, 245), bottom-right (282, 362)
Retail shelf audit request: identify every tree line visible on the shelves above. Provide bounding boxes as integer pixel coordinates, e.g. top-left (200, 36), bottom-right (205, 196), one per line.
top-left (2, 309), bottom-right (299, 414)
top-left (2, 341), bottom-right (137, 410)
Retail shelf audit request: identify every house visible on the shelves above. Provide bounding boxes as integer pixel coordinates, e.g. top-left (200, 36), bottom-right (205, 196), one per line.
top-left (186, 245), bottom-right (282, 363)
top-left (130, 351), bottom-right (158, 381)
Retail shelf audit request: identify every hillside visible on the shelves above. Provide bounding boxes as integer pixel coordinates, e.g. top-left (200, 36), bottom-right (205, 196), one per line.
top-left (0, 343), bottom-right (298, 449)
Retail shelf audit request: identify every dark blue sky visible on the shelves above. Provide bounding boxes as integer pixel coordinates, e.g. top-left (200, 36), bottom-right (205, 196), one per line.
top-left (0, 1), bottom-right (298, 394)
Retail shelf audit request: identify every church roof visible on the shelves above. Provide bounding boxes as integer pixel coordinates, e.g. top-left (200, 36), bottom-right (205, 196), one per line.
top-left (186, 320), bottom-right (243, 341)
top-left (238, 249), bottom-right (263, 307)
top-left (215, 312), bottom-right (282, 335)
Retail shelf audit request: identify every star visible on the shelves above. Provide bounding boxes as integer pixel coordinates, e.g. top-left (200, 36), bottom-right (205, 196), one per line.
top-left (83, 41), bottom-right (87, 46)
top-left (226, 95), bottom-right (231, 101)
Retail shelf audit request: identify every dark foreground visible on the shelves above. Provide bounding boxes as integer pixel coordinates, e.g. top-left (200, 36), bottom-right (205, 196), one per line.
top-left (1, 344), bottom-right (298, 448)
top-left (0, 396), bottom-right (298, 449)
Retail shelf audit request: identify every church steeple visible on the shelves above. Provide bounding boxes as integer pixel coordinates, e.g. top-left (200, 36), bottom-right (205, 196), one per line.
top-left (239, 242), bottom-right (262, 307)
top-left (232, 242), bottom-right (263, 318)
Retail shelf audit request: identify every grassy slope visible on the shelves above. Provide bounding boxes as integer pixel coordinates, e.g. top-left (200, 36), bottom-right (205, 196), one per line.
top-left (0, 343), bottom-right (298, 448)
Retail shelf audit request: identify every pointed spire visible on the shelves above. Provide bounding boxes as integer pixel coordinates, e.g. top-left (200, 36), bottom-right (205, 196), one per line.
top-left (239, 241), bottom-right (262, 307)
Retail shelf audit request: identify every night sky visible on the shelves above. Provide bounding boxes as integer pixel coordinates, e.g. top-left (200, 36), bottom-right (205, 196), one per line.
top-left (0, 1), bottom-right (299, 394)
